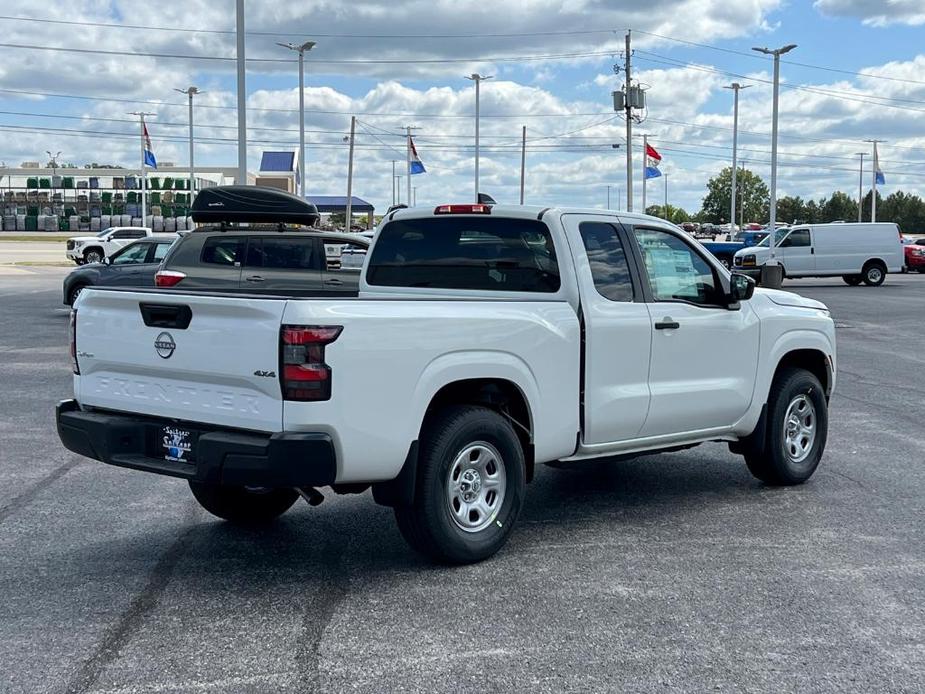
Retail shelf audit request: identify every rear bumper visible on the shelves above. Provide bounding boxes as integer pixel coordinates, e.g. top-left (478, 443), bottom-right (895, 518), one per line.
top-left (56, 399), bottom-right (337, 487)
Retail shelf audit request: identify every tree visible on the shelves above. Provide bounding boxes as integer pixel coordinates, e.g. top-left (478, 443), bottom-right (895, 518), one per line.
top-left (822, 191), bottom-right (857, 223)
top-left (328, 212), bottom-right (347, 228)
top-left (645, 204), bottom-right (690, 224)
top-left (879, 191), bottom-right (925, 232)
top-left (700, 168), bottom-right (769, 224)
top-left (776, 196), bottom-right (806, 225)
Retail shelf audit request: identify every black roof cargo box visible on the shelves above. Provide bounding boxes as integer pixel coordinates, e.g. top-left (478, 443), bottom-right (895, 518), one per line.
top-left (191, 186), bottom-right (320, 226)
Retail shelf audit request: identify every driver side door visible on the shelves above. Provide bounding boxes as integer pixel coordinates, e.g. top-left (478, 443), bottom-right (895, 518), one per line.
top-left (628, 224), bottom-right (760, 437)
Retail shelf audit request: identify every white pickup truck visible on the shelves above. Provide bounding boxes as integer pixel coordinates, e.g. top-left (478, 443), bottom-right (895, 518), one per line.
top-left (66, 226), bottom-right (155, 265)
top-left (58, 202), bottom-right (836, 564)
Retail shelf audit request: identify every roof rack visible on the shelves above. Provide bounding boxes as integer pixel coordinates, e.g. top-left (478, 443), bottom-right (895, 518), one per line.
top-left (190, 185), bottom-right (320, 226)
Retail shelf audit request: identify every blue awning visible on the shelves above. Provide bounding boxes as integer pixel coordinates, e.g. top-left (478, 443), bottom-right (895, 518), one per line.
top-left (306, 195), bottom-right (374, 213)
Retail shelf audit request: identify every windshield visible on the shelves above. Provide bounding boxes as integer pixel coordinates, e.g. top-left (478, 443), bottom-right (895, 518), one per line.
top-left (757, 229), bottom-right (789, 247)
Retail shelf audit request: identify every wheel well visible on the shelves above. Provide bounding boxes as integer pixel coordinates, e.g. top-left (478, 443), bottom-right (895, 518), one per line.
top-left (67, 282), bottom-right (87, 303)
top-left (82, 246), bottom-right (103, 256)
top-left (423, 378), bottom-right (535, 481)
top-left (775, 349), bottom-right (831, 396)
top-left (863, 258), bottom-right (886, 270)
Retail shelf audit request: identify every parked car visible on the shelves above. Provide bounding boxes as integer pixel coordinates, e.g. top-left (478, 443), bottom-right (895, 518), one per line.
top-left (63, 235), bottom-right (178, 305)
top-left (904, 238), bottom-right (925, 272)
top-left (154, 229), bottom-right (369, 296)
top-left (734, 222), bottom-right (904, 286)
top-left (59, 187), bottom-right (836, 564)
top-left (66, 226), bottom-right (158, 265)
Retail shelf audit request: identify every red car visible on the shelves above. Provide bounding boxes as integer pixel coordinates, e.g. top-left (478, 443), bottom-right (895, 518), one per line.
top-left (904, 238), bottom-right (925, 272)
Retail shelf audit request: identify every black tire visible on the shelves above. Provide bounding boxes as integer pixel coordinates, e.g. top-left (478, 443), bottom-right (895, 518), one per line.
top-left (842, 274), bottom-right (863, 286)
top-left (861, 261), bottom-right (886, 286)
top-left (67, 283), bottom-right (87, 306)
top-left (394, 405), bottom-right (526, 564)
top-left (744, 367), bottom-right (828, 486)
top-left (83, 248), bottom-right (103, 264)
top-left (188, 482), bottom-right (299, 524)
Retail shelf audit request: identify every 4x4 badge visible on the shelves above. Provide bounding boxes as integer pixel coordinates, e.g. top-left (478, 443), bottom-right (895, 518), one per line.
top-left (254, 370), bottom-right (276, 378)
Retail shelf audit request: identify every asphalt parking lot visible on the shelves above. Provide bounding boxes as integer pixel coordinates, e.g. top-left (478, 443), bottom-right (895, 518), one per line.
top-left (1, 267), bottom-right (923, 693)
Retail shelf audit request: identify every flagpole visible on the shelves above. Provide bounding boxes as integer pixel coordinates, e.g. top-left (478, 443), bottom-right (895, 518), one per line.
top-left (642, 134), bottom-right (647, 212)
top-left (866, 139), bottom-right (885, 223)
top-left (406, 126), bottom-right (412, 207)
top-left (129, 111), bottom-right (156, 228)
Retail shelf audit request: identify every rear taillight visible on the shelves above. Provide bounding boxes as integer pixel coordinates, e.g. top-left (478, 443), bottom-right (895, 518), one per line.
top-left (155, 270), bottom-right (186, 287)
top-left (69, 309), bottom-right (79, 375)
top-left (434, 204), bottom-right (491, 215)
top-left (280, 325), bottom-right (342, 401)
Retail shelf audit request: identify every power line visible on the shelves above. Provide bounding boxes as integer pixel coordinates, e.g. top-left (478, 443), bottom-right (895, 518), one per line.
top-left (630, 27), bottom-right (925, 87)
top-left (0, 15), bottom-right (616, 40)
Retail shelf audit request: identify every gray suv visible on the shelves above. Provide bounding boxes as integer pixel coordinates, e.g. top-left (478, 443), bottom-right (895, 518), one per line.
top-left (155, 228), bottom-right (370, 296)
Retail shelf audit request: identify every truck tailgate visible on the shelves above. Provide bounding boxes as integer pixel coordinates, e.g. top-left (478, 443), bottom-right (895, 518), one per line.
top-left (74, 289), bottom-right (287, 432)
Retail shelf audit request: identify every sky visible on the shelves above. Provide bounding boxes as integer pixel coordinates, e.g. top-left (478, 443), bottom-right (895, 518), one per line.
top-left (0, 0), bottom-right (924, 217)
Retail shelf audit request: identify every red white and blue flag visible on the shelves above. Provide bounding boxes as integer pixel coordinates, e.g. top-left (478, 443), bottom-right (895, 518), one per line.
top-left (409, 136), bottom-right (426, 175)
top-left (143, 121), bottom-right (157, 169)
top-left (644, 142), bottom-right (662, 179)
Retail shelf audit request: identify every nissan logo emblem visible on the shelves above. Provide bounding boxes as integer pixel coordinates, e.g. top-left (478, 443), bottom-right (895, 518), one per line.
top-left (154, 332), bottom-right (176, 359)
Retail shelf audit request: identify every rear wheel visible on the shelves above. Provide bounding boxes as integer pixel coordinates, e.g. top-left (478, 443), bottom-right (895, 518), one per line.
top-left (842, 274), bottom-right (862, 286)
top-left (861, 261), bottom-right (886, 286)
top-left (744, 367), bottom-right (828, 485)
top-left (394, 405), bottom-right (526, 564)
top-left (188, 482), bottom-right (299, 524)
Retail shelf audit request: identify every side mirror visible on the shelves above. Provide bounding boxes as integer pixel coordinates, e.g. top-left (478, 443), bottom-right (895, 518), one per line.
top-left (729, 272), bottom-right (755, 303)
top-left (102, 256), bottom-right (111, 265)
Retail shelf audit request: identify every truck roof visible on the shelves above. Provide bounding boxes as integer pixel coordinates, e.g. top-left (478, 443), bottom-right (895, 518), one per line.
top-left (384, 203), bottom-right (668, 226)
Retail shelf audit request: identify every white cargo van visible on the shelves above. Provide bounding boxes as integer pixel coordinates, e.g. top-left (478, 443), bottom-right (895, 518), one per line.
top-left (733, 222), bottom-right (904, 286)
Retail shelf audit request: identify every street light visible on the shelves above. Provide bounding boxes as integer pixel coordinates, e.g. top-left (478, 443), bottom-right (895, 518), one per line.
top-left (723, 83), bottom-right (751, 238)
top-left (278, 40), bottom-right (316, 197)
top-left (855, 152), bottom-right (865, 222)
top-left (752, 43), bottom-right (796, 264)
top-left (173, 87), bottom-right (201, 197)
top-left (464, 73), bottom-right (493, 203)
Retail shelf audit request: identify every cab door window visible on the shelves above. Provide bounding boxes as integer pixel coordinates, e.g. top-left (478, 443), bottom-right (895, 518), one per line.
top-left (780, 228), bottom-right (811, 247)
top-left (633, 227), bottom-right (723, 306)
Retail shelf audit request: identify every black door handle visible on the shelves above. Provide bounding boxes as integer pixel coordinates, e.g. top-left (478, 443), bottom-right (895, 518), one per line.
top-left (245, 275), bottom-right (265, 283)
top-left (324, 278), bottom-right (343, 286)
top-left (654, 318), bottom-right (680, 330)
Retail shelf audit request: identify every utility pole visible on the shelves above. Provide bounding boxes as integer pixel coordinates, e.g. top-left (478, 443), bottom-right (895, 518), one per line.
top-left (865, 139), bottom-right (885, 222)
top-left (278, 40), bottom-right (316, 197)
top-left (391, 160), bottom-right (397, 205)
top-left (855, 152), bottom-right (865, 222)
top-left (664, 173), bottom-right (669, 219)
top-left (753, 43), bottom-right (797, 263)
top-left (607, 185), bottom-right (611, 209)
top-left (724, 82), bottom-right (751, 237)
top-left (129, 112), bottom-right (156, 228)
top-left (345, 115), bottom-right (356, 230)
top-left (625, 30), bottom-right (633, 212)
top-left (174, 87), bottom-right (200, 197)
top-left (235, 0), bottom-right (247, 185)
top-left (520, 125), bottom-right (526, 205)
top-left (400, 125), bottom-right (420, 208)
top-left (465, 74), bottom-right (493, 202)
top-left (641, 133), bottom-right (648, 212)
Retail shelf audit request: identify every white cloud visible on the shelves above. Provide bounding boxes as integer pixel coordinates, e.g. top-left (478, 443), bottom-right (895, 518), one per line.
top-left (815, 0), bottom-right (925, 27)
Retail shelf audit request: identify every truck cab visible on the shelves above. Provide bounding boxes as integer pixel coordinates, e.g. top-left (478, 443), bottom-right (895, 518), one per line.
top-left (58, 190), bottom-right (837, 564)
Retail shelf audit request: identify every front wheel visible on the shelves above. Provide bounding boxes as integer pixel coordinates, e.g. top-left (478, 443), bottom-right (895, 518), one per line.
top-left (744, 367), bottom-right (828, 485)
top-left (83, 249), bottom-right (103, 264)
top-left (394, 405), bottom-right (526, 564)
top-left (842, 274), bottom-right (862, 286)
top-left (67, 284), bottom-right (87, 306)
top-left (188, 482), bottom-right (299, 524)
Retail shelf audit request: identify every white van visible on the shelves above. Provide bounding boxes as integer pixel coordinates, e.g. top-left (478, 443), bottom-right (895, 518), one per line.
top-left (733, 222), bottom-right (904, 286)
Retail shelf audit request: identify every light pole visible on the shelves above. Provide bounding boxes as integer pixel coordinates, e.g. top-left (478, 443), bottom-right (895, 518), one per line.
top-left (607, 184), bottom-right (611, 209)
top-left (391, 160), bottom-right (397, 205)
top-left (724, 83), bottom-right (751, 238)
top-left (465, 73), bottom-right (492, 202)
top-left (855, 152), bottom-right (865, 222)
top-left (174, 87), bottom-right (200, 197)
top-left (278, 40), bottom-right (316, 197)
top-left (752, 43), bottom-right (797, 263)
top-left (235, 0), bottom-right (247, 185)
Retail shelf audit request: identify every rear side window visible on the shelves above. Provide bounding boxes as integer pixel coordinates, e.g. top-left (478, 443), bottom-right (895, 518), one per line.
top-left (367, 217), bottom-right (560, 292)
top-left (245, 237), bottom-right (317, 270)
top-left (152, 242), bottom-right (172, 262)
top-left (579, 222), bottom-right (634, 302)
top-left (201, 237), bottom-right (244, 266)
